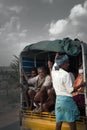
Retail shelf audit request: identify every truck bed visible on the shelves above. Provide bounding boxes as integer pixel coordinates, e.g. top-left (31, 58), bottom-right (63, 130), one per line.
top-left (21, 110), bottom-right (86, 130)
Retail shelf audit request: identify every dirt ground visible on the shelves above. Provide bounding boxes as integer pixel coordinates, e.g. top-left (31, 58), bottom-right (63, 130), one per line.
top-left (0, 105), bottom-right (19, 128)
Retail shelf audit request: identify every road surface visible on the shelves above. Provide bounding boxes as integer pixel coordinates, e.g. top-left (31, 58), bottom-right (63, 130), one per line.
top-left (0, 121), bottom-right (20, 130)
top-left (0, 108), bottom-right (20, 130)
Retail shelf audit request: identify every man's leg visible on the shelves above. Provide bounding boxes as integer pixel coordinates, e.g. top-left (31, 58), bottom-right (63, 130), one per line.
top-left (23, 89), bottom-right (30, 108)
top-left (69, 122), bottom-right (76, 130)
top-left (28, 89), bottom-right (36, 110)
top-left (56, 122), bottom-right (62, 130)
top-left (34, 88), bottom-right (48, 112)
top-left (42, 88), bottom-right (55, 112)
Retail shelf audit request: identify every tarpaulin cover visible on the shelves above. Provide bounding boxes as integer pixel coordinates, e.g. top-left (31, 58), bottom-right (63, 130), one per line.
top-left (22, 38), bottom-right (81, 56)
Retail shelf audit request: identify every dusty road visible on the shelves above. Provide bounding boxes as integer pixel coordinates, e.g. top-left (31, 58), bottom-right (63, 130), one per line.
top-left (0, 121), bottom-right (20, 130)
top-left (0, 108), bottom-right (20, 129)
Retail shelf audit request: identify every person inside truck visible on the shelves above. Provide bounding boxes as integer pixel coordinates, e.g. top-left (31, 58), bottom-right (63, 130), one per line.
top-left (22, 66), bottom-right (52, 111)
top-left (22, 67), bottom-right (38, 109)
top-left (42, 57), bottom-right (56, 112)
top-left (51, 54), bottom-right (82, 130)
top-left (73, 65), bottom-right (86, 116)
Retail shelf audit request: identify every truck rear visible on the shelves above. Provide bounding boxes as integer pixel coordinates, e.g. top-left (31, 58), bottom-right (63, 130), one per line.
top-left (19, 38), bottom-right (87, 130)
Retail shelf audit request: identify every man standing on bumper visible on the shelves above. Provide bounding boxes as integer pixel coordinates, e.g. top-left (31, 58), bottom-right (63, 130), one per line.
top-left (51, 55), bottom-right (80, 130)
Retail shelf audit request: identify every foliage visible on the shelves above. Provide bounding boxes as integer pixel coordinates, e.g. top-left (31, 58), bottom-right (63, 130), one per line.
top-left (10, 55), bottom-right (20, 82)
top-left (0, 55), bottom-right (20, 111)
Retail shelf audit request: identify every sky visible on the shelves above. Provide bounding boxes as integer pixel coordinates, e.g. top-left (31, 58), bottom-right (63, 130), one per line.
top-left (0, 0), bottom-right (87, 66)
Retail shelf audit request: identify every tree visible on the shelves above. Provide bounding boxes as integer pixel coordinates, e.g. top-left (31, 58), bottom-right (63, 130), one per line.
top-left (10, 55), bottom-right (20, 83)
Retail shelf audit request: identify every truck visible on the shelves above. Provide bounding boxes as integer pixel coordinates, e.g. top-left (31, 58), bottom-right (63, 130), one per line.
top-left (19, 37), bottom-right (87, 130)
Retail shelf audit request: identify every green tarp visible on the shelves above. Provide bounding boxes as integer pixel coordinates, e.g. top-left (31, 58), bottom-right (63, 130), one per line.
top-left (23, 38), bottom-right (81, 56)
